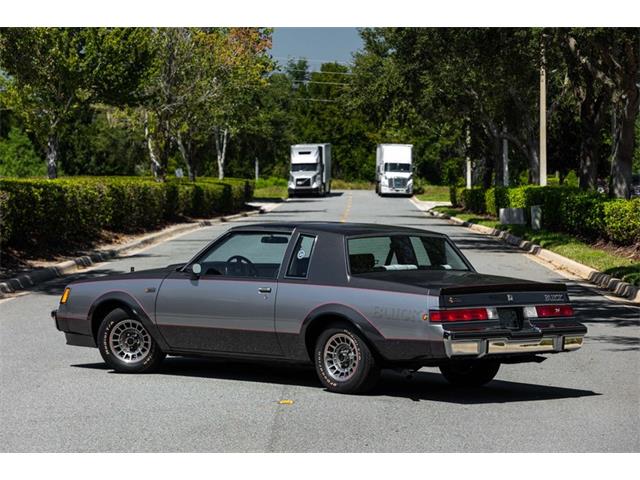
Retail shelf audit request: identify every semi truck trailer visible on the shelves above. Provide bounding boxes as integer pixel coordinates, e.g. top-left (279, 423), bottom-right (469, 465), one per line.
top-left (288, 143), bottom-right (332, 197)
top-left (376, 144), bottom-right (413, 196)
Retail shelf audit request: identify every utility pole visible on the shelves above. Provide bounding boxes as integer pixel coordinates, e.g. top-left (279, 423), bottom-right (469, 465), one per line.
top-left (466, 123), bottom-right (472, 189)
top-left (539, 33), bottom-right (547, 186)
top-left (502, 125), bottom-right (509, 187)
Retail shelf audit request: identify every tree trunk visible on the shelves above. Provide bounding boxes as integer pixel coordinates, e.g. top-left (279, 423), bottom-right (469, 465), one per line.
top-left (492, 134), bottom-right (503, 187)
top-left (578, 88), bottom-right (606, 190)
top-left (610, 41), bottom-right (639, 199)
top-left (214, 127), bottom-right (229, 180)
top-left (158, 120), bottom-right (171, 182)
top-left (611, 99), bottom-right (638, 199)
top-left (176, 132), bottom-right (196, 182)
top-left (144, 112), bottom-right (164, 181)
top-left (46, 135), bottom-right (58, 179)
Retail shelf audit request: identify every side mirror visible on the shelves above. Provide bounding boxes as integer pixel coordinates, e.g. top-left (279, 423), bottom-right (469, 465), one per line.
top-left (191, 263), bottom-right (202, 278)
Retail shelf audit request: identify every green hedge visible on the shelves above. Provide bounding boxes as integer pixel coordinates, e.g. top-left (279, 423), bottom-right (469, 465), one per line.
top-left (459, 187), bottom-right (486, 214)
top-left (485, 187), bottom-right (509, 217)
top-left (455, 185), bottom-right (640, 246)
top-left (603, 199), bottom-right (640, 245)
top-left (0, 176), bottom-right (254, 251)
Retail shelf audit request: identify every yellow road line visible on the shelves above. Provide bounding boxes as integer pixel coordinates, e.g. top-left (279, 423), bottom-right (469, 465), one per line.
top-left (340, 192), bottom-right (353, 223)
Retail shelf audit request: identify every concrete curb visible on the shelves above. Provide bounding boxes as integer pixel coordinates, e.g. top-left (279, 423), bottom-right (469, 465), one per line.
top-left (426, 208), bottom-right (640, 304)
top-left (0, 208), bottom-right (263, 298)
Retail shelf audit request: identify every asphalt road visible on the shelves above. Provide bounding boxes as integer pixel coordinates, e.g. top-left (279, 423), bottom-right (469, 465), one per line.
top-left (1, 190), bottom-right (638, 452)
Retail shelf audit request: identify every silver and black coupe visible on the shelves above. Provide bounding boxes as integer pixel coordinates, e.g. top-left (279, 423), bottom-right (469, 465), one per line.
top-left (53, 222), bottom-right (586, 394)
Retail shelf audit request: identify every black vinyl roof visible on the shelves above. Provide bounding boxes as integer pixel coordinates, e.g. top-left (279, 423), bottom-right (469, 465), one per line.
top-left (230, 221), bottom-right (445, 237)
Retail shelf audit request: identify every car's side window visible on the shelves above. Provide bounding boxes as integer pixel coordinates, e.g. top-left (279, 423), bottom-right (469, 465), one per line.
top-left (347, 236), bottom-right (391, 268)
top-left (286, 234), bottom-right (316, 278)
top-left (198, 232), bottom-right (291, 279)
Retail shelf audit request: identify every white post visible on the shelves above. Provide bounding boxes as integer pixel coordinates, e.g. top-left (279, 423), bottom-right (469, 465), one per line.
top-left (466, 124), bottom-right (472, 189)
top-left (539, 37), bottom-right (547, 186)
top-left (255, 157), bottom-right (259, 182)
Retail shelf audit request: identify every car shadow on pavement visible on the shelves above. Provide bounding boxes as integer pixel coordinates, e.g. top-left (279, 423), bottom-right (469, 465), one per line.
top-left (266, 209), bottom-right (328, 215)
top-left (72, 358), bottom-right (600, 404)
top-left (372, 370), bottom-right (601, 404)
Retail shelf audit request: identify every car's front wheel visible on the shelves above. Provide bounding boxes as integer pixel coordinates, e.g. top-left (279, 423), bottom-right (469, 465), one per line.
top-left (314, 326), bottom-right (379, 394)
top-left (97, 308), bottom-right (165, 373)
top-left (439, 360), bottom-right (500, 387)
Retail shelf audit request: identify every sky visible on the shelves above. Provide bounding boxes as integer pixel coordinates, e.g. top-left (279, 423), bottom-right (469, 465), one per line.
top-left (270, 28), bottom-right (364, 71)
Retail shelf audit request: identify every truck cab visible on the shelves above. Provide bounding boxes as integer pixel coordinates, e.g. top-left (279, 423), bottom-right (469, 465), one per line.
top-left (288, 144), bottom-right (332, 197)
top-left (376, 144), bottom-right (413, 196)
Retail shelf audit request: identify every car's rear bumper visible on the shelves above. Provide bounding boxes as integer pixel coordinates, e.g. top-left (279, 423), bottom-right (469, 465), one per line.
top-left (442, 321), bottom-right (587, 358)
top-left (444, 334), bottom-right (584, 357)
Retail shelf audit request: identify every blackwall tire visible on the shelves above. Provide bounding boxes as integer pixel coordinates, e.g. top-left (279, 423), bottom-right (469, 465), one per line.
top-left (315, 326), bottom-right (379, 394)
top-left (97, 308), bottom-right (165, 373)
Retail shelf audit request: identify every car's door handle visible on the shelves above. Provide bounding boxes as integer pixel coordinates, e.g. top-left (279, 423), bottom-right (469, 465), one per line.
top-left (258, 287), bottom-right (272, 294)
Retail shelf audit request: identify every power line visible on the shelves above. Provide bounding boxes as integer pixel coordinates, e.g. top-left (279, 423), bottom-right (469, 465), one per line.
top-left (292, 79), bottom-right (351, 87)
top-left (291, 97), bottom-right (341, 103)
top-left (271, 55), bottom-right (353, 66)
top-left (276, 68), bottom-right (355, 76)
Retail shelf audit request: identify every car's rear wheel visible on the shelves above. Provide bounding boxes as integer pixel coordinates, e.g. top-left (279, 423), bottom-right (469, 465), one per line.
top-left (439, 360), bottom-right (500, 387)
top-left (97, 308), bottom-right (165, 373)
top-left (314, 326), bottom-right (379, 394)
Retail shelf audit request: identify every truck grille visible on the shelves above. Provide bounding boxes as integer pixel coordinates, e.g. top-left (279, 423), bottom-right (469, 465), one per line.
top-left (295, 178), bottom-right (311, 187)
top-left (388, 177), bottom-right (408, 189)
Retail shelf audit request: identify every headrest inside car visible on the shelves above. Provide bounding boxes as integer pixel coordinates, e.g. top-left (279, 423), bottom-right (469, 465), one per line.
top-left (349, 253), bottom-right (375, 274)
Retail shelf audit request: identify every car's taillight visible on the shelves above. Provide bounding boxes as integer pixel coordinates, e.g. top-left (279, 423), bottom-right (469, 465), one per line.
top-left (534, 305), bottom-right (574, 317)
top-left (429, 307), bottom-right (495, 322)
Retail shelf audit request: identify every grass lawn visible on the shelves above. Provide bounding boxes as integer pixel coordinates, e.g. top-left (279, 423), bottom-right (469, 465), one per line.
top-left (253, 179), bottom-right (374, 200)
top-left (434, 206), bottom-right (640, 286)
top-left (331, 179), bottom-right (374, 190)
top-left (416, 185), bottom-right (451, 202)
top-left (253, 185), bottom-right (288, 199)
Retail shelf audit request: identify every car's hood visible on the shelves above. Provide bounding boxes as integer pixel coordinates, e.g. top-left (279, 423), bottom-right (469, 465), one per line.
top-left (70, 263), bottom-right (185, 285)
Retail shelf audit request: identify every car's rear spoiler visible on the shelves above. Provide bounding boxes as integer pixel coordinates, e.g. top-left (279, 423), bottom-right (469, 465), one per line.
top-left (438, 282), bottom-right (566, 296)
top-left (433, 282), bottom-right (569, 308)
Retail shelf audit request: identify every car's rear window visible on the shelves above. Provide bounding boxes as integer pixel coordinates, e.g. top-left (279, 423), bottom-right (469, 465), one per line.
top-left (347, 234), bottom-right (469, 274)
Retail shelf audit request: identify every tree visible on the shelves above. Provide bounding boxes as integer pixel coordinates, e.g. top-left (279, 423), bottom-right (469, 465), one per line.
top-left (353, 28), bottom-right (545, 187)
top-left (558, 28), bottom-right (639, 197)
top-left (0, 28), bottom-right (153, 178)
top-left (142, 28), bottom-right (193, 181)
top-left (0, 126), bottom-right (44, 176)
top-left (201, 28), bottom-right (273, 179)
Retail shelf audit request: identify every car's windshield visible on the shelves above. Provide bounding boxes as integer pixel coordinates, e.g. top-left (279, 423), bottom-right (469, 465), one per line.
top-left (347, 234), bottom-right (469, 274)
top-left (292, 163), bottom-right (319, 172)
top-left (384, 163), bottom-right (411, 173)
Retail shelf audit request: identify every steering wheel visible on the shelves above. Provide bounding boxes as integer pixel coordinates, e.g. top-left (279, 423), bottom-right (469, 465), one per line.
top-left (226, 255), bottom-right (259, 277)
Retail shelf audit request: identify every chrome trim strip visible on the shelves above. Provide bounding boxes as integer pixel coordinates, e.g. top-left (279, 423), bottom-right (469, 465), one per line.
top-left (444, 335), bottom-right (584, 357)
top-left (488, 337), bottom-right (556, 354)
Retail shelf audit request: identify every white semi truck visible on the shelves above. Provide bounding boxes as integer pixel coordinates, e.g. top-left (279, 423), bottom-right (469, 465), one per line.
top-left (375, 144), bottom-right (413, 196)
top-left (288, 144), bottom-right (332, 197)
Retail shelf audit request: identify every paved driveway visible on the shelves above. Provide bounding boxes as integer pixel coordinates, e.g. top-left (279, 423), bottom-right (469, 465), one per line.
top-left (1, 190), bottom-right (638, 452)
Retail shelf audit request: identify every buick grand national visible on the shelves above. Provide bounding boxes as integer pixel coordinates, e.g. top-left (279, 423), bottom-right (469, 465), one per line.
top-left (52, 222), bottom-right (586, 394)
